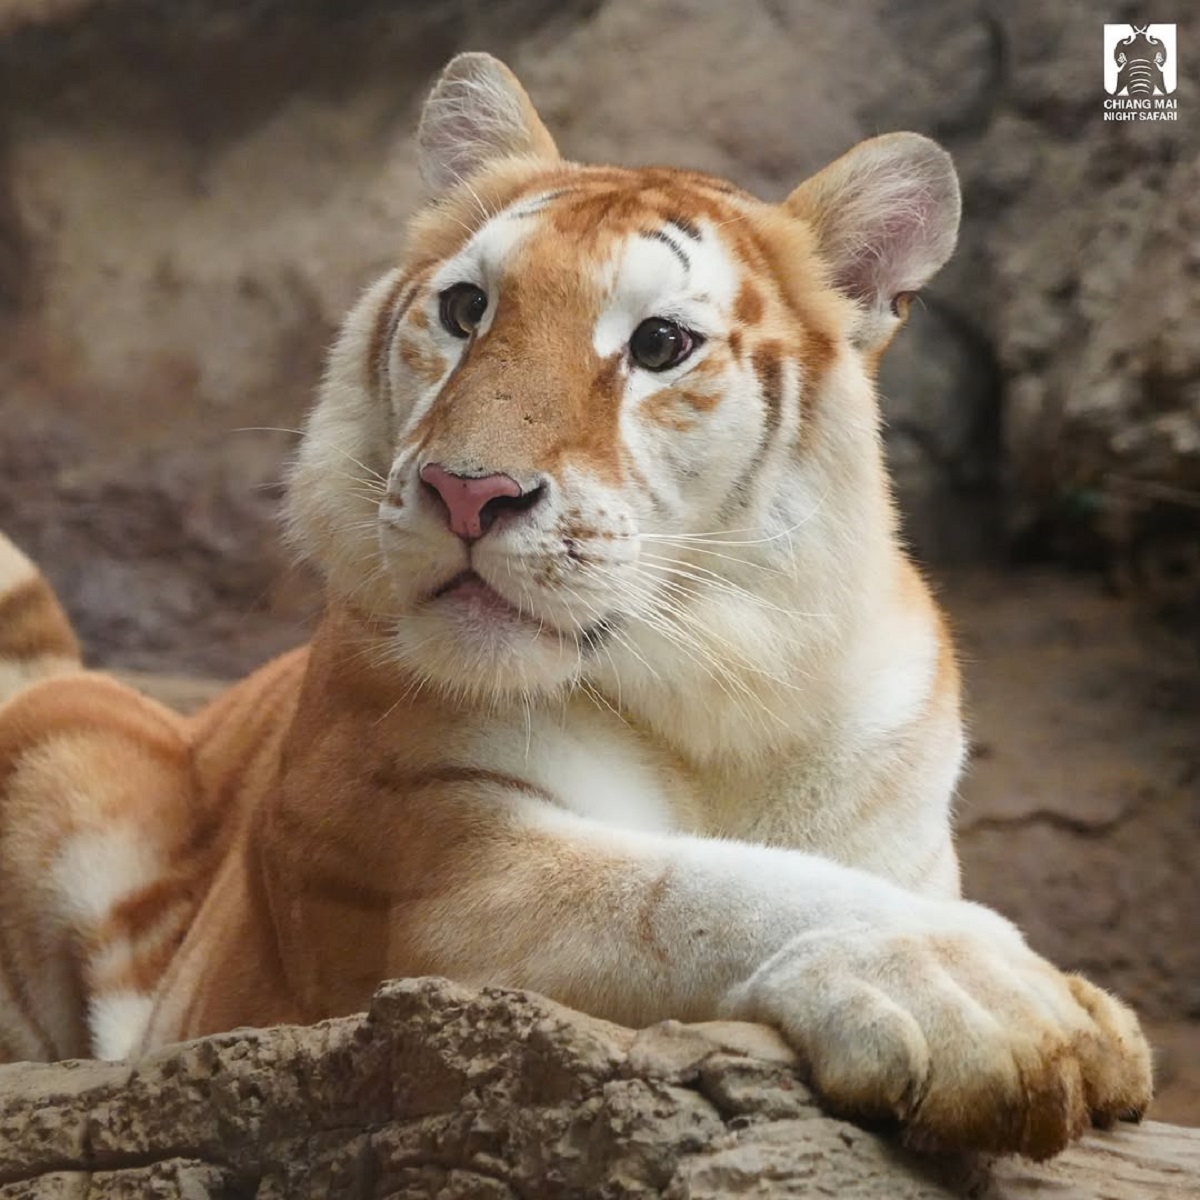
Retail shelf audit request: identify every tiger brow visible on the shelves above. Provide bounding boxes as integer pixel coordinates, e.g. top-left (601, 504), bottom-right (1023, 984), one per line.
top-left (669, 216), bottom-right (703, 242)
top-left (510, 189), bottom-right (574, 218)
top-left (640, 228), bottom-right (691, 273)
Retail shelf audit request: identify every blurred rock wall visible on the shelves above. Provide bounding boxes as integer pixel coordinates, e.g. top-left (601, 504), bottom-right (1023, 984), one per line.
top-left (0, 0), bottom-right (1195, 673)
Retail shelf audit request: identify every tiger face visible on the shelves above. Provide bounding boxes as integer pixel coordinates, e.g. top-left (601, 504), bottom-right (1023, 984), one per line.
top-left (288, 55), bottom-right (960, 721)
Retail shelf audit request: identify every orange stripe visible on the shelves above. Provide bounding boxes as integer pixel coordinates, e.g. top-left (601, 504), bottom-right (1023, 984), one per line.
top-left (103, 876), bottom-right (195, 946)
top-left (90, 912), bottom-right (191, 994)
top-left (367, 761), bottom-right (556, 805)
top-left (301, 872), bottom-right (394, 911)
top-left (368, 271), bottom-right (415, 403)
top-left (370, 263), bottom-right (436, 404)
top-left (751, 341), bottom-right (785, 461)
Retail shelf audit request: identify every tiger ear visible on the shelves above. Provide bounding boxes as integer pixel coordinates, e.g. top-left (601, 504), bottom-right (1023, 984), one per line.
top-left (417, 53), bottom-right (560, 193)
top-left (784, 133), bottom-right (960, 349)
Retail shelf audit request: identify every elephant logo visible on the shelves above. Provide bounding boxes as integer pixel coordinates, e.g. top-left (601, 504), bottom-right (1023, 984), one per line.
top-left (1105, 24), bottom-right (1176, 96)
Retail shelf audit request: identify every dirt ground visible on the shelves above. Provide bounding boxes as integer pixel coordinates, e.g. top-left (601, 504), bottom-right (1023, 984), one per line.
top-left (123, 565), bottom-right (1200, 1128)
top-left (946, 568), bottom-right (1199, 1128)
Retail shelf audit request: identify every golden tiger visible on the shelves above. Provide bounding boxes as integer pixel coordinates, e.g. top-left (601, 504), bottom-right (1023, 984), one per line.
top-left (0, 53), bottom-right (1151, 1159)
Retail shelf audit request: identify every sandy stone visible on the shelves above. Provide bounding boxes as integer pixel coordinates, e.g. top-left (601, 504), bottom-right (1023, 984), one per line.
top-left (1, 977), bottom-right (1195, 1199)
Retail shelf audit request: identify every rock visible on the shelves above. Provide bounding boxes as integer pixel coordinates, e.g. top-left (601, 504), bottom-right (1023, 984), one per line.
top-left (1, 976), bottom-right (1197, 1199)
top-left (947, 568), bottom-right (1200, 1037)
top-left (955, 4), bottom-right (1200, 628)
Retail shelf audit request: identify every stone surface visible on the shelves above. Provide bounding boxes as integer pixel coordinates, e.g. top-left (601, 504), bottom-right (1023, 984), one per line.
top-left (0, 976), bottom-right (1197, 1199)
top-left (953, 3), bottom-right (1200, 635)
top-left (945, 568), bottom-right (1200, 1127)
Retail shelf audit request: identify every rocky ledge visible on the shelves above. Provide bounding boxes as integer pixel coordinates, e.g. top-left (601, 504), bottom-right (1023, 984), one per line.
top-left (1, 977), bottom-right (1196, 1198)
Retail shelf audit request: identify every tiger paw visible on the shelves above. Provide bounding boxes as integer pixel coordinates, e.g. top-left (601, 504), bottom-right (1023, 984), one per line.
top-left (721, 904), bottom-right (1153, 1159)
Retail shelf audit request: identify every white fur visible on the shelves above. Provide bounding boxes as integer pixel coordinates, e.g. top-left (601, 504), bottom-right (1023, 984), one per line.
top-left (0, 535), bottom-right (37, 591)
top-left (90, 991), bottom-right (156, 1061)
top-left (428, 211), bottom-right (533, 324)
top-left (0, 656), bottom-right (80, 707)
top-left (43, 828), bottom-right (166, 1060)
top-left (53, 827), bottom-right (164, 926)
top-left (0, 538), bottom-right (80, 706)
top-left (418, 56), bottom-right (540, 191)
top-left (475, 704), bottom-right (680, 833)
top-left (591, 224), bottom-right (735, 358)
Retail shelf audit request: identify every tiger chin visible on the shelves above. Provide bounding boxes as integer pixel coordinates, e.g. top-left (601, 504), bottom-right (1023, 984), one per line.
top-left (0, 53), bottom-right (1151, 1160)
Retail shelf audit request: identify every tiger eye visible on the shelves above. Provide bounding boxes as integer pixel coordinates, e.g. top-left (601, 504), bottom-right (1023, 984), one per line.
top-left (629, 318), bottom-right (698, 372)
top-left (439, 283), bottom-right (488, 338)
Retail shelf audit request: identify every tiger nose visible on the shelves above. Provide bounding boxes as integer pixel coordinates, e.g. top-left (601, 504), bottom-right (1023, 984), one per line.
top-left (419, 463), bottom-right (541, 541)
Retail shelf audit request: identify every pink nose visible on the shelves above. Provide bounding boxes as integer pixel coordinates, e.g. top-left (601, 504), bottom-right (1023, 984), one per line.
top-left (419, 463), bottom-right (525, 541)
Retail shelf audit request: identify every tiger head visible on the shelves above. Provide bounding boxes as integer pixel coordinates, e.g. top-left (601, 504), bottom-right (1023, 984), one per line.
top-left (287, 54), bottom-right (960, 751)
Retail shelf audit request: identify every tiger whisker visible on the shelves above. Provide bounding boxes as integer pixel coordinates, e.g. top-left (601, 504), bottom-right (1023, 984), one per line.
top-left (637, 538), bottom-right (788, 576)
top-left (635, 607), bottom-right (788, 739)
top-left (629, 570), bottom-right (813, 693)
top-left (635, 554), bottom-right (830, 621)
top-left (635, 501), bottom-right (827, 547)
top-left (232, 428), bottom-right (388, 486)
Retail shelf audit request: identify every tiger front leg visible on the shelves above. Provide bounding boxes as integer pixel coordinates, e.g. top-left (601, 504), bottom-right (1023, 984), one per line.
top-left (355, 797), bottom-right (1151, 1160)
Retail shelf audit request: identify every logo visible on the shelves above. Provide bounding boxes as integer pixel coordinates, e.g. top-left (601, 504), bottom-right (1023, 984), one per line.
top-left (1103, 24), bottom-right (1178, 120)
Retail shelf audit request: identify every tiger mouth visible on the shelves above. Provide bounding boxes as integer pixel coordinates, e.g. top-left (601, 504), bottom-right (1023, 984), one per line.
top-left (431, 569), bottom-right (520, 614)
top-left (428, 570), bottom-right (615, 651)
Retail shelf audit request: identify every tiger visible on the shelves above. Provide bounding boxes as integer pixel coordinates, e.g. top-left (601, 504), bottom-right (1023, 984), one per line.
top-left (0, 52), bottom-right (1151, 1160)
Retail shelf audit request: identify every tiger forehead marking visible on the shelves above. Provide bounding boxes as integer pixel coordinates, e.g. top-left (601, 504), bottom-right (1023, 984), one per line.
top-left (413, 230), bottom-right (622, 482)
top-left (387, 168), bottom-right (823, 482)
